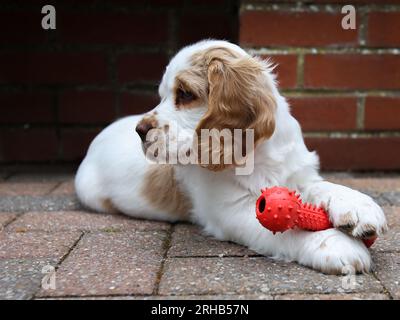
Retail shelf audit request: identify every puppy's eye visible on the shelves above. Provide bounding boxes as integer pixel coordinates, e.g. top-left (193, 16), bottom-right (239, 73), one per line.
top-left (176, 89), bottom-right (195, 105)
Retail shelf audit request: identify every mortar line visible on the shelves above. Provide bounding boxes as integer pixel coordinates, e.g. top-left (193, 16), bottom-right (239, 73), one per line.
top-left (0, 214), bottom-right (20, 231)
top-left (31, 231), bottom-right (85, 300)
top-left (45, 181), bottom-right (63, 196)
top-left (152, 225), bottom-right (174, 295)
top-left (356, 96), bottom-right (366, 130)
top-left (371, 271), bottom-right (394, 300)
top-left (358, 6), bottom-right (369, 47)
top-left (296, 53), bottom-right (305, 89)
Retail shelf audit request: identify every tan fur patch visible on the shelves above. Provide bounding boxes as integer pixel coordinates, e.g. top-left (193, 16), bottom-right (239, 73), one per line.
top-left (102, 198), bottom-right (119, 214)
top-left (186, 46), bottom-right (277, 171)
top-left (138, 113), bottom-right (159, 129)
top-left (141, 164), bottom-right (191, 219)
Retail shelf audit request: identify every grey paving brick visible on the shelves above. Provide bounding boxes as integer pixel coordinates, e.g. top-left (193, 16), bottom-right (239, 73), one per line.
top-left (168, 224), bottom-right (258, 257)
top-left (38, 294), bottom-right (273, 300)
top-left (37, 231), bottom-right (167, 297)
top-left (0, 258), bottom-right (58, 300)
top-left (372, 206), bottom-right (400, 252)
top-left (7, 211), bottom-right (170, 232)
top-left (382, 192), bottom-right (400, 206)
top-left (0, 195), bottom-right (83, 213)
top-left (361, 191), bottom-right (397, 207)
top-left (373, 251), bottom-right (400, 299)
top-left (159, 257), bottom-right (384, 296)
top-left (274, 293), bottom-right (390, 300)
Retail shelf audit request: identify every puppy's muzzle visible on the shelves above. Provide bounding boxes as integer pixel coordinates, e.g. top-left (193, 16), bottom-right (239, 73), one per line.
top-left (135, 120), bottom-right (155, 142)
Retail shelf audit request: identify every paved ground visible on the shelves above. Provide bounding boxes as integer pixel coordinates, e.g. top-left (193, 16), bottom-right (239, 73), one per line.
top-left (0, 166), bottom-right (399, 300)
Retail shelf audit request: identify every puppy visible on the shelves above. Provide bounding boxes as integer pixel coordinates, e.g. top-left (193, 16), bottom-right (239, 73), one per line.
top-left (75, 40), bottom-right (387, 274)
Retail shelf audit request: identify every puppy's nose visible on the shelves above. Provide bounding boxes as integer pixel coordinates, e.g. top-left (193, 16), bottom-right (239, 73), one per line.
top-left (135, 121), bottom-right (154, 141)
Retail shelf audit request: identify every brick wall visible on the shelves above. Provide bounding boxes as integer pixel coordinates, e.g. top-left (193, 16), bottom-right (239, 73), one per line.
top-left (0, 0), bottom-right (238, 163)
top-left (1, 0), bottom-right (399, 171)
top-left (240, 0), bottom-right (400, 170)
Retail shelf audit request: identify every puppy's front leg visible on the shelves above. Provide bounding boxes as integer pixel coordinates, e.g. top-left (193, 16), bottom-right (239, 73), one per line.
top-left (301, 181), bottom-right (388, 239)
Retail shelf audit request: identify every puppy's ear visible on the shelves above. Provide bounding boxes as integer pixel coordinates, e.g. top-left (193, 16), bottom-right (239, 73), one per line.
top-left (195, 48), bottom-right (276, 171)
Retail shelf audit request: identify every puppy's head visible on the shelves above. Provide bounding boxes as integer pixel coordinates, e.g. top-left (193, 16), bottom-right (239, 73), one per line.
top-left (136, 40), bottom-right (277, 170)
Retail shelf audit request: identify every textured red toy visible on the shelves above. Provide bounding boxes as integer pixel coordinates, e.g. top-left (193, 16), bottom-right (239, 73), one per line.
top-left (255, 186), bottom-right (376, 248)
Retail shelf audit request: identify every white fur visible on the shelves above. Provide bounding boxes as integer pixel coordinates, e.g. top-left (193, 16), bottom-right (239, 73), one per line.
top-left (75, 40), bottom-right (387, 274)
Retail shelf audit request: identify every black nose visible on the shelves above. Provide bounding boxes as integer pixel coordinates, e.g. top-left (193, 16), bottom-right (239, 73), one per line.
top-left (135, 121), bottom-right (154, 141)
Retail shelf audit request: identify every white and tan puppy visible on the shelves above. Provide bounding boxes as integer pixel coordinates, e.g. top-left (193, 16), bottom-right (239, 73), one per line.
top-left (75, 40), bottom-right (387, 274)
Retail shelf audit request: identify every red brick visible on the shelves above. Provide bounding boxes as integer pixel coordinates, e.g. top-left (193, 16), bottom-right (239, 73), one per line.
top-left (365, 97), bottom-right (400, 130)
top-left (59, 91), bottom-right (116, 124)
top-left (0, 128), bottom-right (58, 162)
top-left (0, 11), bottom-right (47, 44)
top-left (179, 13), bottom-right (235, 46)
top-left (0, 92), bottom-right (54, 124)
top-left (120, 93), bottom-right (159, 116)
top-left (368, 12), bottom-right (400, 47)
top-left (61, 129), bottom-right (100, 161)
top-left (267, 55), bottom-right (297, 89)
top-left (304, 54), bottom-right (400, 90)
top-left (306, 137), bottom-right (400, 170)
top-left (289, 97), bottom-right (357, 131)
top-left (117, 53), bottom-right (167, 84)
top-left (59, 12), bottom-right (168, 45)
top-left (0, 52), bottom-right (108, 85)
top-left (240, 11), bottom-right (358, 47)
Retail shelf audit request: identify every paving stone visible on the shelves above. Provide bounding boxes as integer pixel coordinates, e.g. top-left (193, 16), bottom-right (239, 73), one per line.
top-left (0, 182), bottom-right (58, 196)
top-left (274, 293), bottom-right (389, 300)
top-left (0, 258), bottom-right (58, 300)
top-left (0, 195), bottom-right (83, 213)
top-left (159, 257), bottom-right (383, 296)
top-left (371, 206), bottom-right (400, 252)
top-left (373, 252), bottom-right (400, 299)
top-left (38, 294), bottom-right (273, 300)
top-left (0, 231), bottom-right (82, 260)
top-left (168, 224), bottom-right (258, 257)
top-left (359, 191), bottom-right (399, 207)
top-left (7, 211), bottom-right (170, 232)
top-left (0, 212), bottom-right (17, 230)
top-left (37, 231), bottom-right (167, 297)
top-left (325, 176), bottom-right (400, 193)
top-left (51, 181), bottom-right (75, 195)
top-left (381, 192), bottom-right (400, 206)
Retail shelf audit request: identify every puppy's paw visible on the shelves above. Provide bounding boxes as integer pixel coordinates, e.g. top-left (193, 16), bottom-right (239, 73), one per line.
top-left (318, 185), bottom-right (388, 239)
top-left (298, 229), bottom-right (372, 275)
